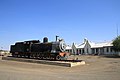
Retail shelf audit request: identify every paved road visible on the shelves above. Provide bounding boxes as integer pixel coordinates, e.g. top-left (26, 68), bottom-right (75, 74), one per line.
top-left (0, 56), bottom-right (120, 80)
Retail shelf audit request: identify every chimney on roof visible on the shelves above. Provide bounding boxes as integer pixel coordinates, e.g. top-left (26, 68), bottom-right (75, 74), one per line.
top-left (84, 38), bottom-right (88, 43)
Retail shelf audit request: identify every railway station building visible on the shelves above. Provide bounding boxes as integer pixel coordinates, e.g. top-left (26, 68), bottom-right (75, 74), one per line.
top-left (66, 38), bottom-right (115, 55)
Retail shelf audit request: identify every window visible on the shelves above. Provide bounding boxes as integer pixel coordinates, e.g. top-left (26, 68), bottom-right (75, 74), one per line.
top-left (87, 48), bottom-right (88, 53)
top-left (92, 48), bottom-right (94, 53)
top-left (110, 47), bottom-right (113, 52)
top-left (82, 49), bottom-right (84, 53)
top-left (79, 49), bottom-right (81, 54)
top-left (106, 47), bottom-right (109, 52)
top-left (96, 48), bottom-right (98, 53)
top-left (77, 49), bottom-right (79, 54)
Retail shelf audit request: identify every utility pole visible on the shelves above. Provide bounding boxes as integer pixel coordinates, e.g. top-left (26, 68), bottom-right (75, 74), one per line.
top-left (117, 24), bottom-right (119, 37)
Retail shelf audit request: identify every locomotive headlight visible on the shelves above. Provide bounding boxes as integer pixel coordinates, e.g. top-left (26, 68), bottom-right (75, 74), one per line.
top-left (59, 41), bottom-right (66, 52)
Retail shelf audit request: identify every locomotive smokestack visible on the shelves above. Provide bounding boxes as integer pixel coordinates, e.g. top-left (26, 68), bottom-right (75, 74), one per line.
top-left (43, 37), bottom-right (48, 43)
top-left (56, 36), bottom-right (59, 41)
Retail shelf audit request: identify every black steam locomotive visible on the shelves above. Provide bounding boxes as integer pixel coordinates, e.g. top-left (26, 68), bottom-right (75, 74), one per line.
top-left (10, 37), bottom-right (69, 60)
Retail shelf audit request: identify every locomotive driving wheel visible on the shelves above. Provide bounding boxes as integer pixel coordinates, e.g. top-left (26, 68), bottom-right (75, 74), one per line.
top-left (56, 55), bottom-right (61, 60)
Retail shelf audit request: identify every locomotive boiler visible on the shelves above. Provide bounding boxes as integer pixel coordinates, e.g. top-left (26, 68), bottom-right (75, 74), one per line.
top-left (10, 37), bottom-right (69, 60)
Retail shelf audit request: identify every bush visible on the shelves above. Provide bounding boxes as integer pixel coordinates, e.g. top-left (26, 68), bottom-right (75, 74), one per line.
top-left (112, 36), bottom-right (120, 52)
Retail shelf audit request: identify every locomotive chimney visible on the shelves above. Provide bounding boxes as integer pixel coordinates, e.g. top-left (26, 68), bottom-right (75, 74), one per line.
top-left (43, 37), bottom-right (48, 43)
top-left (56, 35), bottom-right (59, 41)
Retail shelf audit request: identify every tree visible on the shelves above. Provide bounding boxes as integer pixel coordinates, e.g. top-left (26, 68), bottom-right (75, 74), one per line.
top-left (112, 35), bottom-right (120, 52)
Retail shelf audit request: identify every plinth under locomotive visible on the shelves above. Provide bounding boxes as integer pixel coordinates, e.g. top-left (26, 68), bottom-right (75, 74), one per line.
top-left (10, 37), bottom-right (70, 60)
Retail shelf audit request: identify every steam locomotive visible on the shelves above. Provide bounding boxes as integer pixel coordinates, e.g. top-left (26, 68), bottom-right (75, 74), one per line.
top-left (10, 37), bottom-right (69, 60)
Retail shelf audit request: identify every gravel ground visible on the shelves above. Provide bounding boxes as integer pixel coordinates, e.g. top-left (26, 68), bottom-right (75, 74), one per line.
top-left (0, 55), bottom-right (120, 80)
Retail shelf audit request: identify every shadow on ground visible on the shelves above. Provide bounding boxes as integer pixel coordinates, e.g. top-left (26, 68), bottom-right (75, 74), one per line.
top-left (100, 55), bottom-right (120, 58)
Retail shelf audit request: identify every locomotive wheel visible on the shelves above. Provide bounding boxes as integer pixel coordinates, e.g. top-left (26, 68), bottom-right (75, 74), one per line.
top-left (63, 54), bottom-right (68, 60)
top-left (56, 55), bottom-right (61, 60)
top-left (12, 53), bottom-right (15, 57)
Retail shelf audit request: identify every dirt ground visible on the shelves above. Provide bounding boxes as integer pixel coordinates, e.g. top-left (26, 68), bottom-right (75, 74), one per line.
top-left (0, 55), bottom-right (120, 80)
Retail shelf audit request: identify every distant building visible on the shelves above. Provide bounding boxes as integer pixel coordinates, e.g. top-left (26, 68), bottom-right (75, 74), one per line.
top-left (0, 50), bottom-right (10, 56)
top-left (66, 45), bottom-right (72, 54)
top-left (66, 38), bottom-right (116, 55)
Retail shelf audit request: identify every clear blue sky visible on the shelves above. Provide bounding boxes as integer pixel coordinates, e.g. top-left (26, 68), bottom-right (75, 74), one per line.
top-left (0, 0), bottom-right (120, 50)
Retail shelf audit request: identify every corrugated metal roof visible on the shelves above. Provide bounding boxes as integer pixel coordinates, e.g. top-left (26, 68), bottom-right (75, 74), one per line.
top-left (91, 41), bottom-right (113, 48)
top-left (66, 39), bottom-right (113, 49)
top-left (73, 39), bottom-right (113, 49)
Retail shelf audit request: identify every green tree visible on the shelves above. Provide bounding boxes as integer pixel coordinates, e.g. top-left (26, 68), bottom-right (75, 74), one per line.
top-left (112, 35), bottom-right (120, 52)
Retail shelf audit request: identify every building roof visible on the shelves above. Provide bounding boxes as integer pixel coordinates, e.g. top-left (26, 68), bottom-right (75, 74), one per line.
top-left (76, 38), bottom-right (89, 48)
top-left (91, 41), bottom-right (113, 48)
top-left (77, 43), bottom-right (86, 48)
top-left (74, 38), bottom-right (113, 49)
top-left (66, 38), bottom-right (113, 50)
top-left (66, 45), bottom-right (72, 49)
